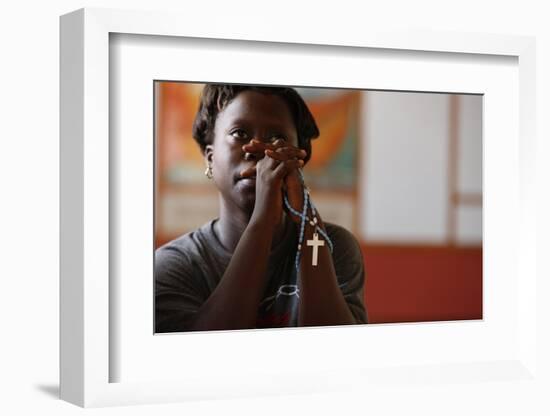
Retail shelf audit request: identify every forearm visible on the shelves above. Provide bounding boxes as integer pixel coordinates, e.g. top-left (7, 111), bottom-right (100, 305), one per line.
top-left (298, 218), bottom-right (356, 326)
top-left (189, 219), bottom-right (274, 331)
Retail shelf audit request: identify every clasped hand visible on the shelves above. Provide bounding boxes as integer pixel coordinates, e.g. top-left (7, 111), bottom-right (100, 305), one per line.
top-left (240, 139), bottom-right (307, 225)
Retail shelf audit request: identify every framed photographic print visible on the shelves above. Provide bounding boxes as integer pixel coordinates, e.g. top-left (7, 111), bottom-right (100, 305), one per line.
top-left (153, 81), bottom-right (483, 333)
top-left (60, 7), bottom-right (538, 408)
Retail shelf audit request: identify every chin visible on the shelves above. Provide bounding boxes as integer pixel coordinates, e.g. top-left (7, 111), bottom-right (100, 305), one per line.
top-left (233, 182), bottom-right (256, 215)
top-left (239, 196), bottom-right (256, 217)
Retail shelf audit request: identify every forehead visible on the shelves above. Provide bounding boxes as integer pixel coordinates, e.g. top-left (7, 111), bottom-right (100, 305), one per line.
top-left (216, 90), bottom-right (296, 131)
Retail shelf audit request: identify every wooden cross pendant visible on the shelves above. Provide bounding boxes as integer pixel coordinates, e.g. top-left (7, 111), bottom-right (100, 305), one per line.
top-left (306, 232), bottom-right (325, 266)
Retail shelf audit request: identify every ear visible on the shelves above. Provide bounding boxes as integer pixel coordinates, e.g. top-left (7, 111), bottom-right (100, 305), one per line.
top-left (204, 144), bottom-right (214, 164)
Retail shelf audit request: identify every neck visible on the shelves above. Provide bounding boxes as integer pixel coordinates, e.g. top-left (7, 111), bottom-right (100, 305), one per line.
top-left (215, 199), bottom-right (288, 253)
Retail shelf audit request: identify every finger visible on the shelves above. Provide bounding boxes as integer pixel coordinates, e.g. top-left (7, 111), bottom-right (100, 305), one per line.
top-left (245, 146), bottom-right (266, 159)
top-left (275, 147), bottom-right (307, 159)
top-left (272, 140), bottom-right (303, 151)
top-left (266, 147), bottom-right (307, 161)
top-left (271, 159), bottom-right (304, 180)
top-left (242, 140), bottom-right (266, 152)
top-left (242, 139), bottom-right (299, 153)
top-left (239, 167), bottom-right (256, 178)
top-left (265, 149), bottom-right (291, 161)
top-left (249, 151), bottom-right (279, 178)
top-left (271, 138), bottom-right (287, 148)
top-left (244, 143), bottom-right (281, 153)
top-left (262, 150), bottom-right (281, 169)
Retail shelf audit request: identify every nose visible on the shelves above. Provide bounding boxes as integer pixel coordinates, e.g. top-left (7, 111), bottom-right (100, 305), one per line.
top-left (243, 143), bottom-right (266, 161)
top-left (244, 151), bottom-right (257, 161)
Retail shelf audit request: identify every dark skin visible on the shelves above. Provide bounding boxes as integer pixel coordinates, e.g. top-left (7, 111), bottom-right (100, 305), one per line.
top-left (188, 91), bottom-right (355, 331)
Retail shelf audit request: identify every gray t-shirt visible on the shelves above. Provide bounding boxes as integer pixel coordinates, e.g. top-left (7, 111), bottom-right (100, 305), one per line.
top-left (155, 219), bottom-right (367, 332)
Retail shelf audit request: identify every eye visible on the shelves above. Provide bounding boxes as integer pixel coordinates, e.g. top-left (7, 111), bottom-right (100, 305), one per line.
top-left (230, 129), bottom-right (249, 140)
top-left (268, 133), bottom-right (286, 143)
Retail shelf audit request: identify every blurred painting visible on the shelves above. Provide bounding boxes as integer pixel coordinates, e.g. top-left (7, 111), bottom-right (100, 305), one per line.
top-left (155, 83), bottom-right (360, 246)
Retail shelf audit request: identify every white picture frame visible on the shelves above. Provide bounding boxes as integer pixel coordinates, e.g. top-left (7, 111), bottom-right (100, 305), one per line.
top-left (60, 7), bottom-right (538, 408)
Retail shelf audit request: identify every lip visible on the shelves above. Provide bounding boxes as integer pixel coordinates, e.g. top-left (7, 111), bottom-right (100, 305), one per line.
top-left (238, 177), bottom-right (256, 185)
top-left (236, 169), bottom-right (256, 181)
top-left (236, 175), bottom-right (256, 190)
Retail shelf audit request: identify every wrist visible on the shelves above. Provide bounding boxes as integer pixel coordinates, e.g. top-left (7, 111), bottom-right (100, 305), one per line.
top-left (286, 210), bottom-right (304, 225)
top-left (248, 213), bottom-right (279, 235)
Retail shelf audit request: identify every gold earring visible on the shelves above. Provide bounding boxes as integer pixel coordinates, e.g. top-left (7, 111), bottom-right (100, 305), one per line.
top-left (204, 164), bottom-right (213, 179)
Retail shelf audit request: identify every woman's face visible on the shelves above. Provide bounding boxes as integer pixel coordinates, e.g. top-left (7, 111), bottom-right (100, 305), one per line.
top-left (205, 90), bottom-right (299, 215)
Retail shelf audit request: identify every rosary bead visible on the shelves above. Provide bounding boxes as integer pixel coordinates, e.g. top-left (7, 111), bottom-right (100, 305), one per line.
top-left (283, 169), bottom-right (333, 271)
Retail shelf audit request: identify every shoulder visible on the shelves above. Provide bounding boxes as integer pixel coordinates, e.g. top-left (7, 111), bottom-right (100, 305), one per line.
top-left (323, 222), bottom-right (368, 324)
top-left (324, 221), bottom-right (358, 241)
top-left (155, 220), bottom-right (215, 271)
top-left (323, 222), bottom-right (363, 260)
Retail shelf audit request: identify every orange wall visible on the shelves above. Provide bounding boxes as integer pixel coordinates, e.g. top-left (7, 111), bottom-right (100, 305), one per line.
top-left (362, 244), bottom-right (482, 323)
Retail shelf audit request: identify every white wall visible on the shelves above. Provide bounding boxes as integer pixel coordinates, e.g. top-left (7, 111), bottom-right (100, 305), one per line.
top-left (458, 95), bottom-right (483, 194)
top-left (361, 91), bottom-right (450, 243)
top-left (359, 91), bottom-right (483, 245)
top-left (456, 94), bottom-right (483, 243)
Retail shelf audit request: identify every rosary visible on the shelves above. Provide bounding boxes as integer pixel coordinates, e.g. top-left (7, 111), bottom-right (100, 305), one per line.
top-left (283, 170), bottom-right (333, 271)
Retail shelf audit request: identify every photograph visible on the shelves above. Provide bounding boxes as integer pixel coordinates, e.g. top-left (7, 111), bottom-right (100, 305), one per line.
top-left (153, 82), bottom-right (483, 333)
top-left (53, 4), bottom-right (545, 411)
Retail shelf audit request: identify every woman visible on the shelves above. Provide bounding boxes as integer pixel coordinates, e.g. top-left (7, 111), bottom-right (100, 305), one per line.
top-left (155, 84), bottom-right (367, 332)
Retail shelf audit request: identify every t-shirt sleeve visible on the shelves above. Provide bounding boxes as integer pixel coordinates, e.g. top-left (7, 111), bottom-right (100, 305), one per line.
top-left (154, 244), bottom-right (207, 333)
top-left (329, 225), bottom-right (368, 324)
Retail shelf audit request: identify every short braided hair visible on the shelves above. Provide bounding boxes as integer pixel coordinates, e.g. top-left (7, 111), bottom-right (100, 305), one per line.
top-left (192, 84), bottom-right (320, 164)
